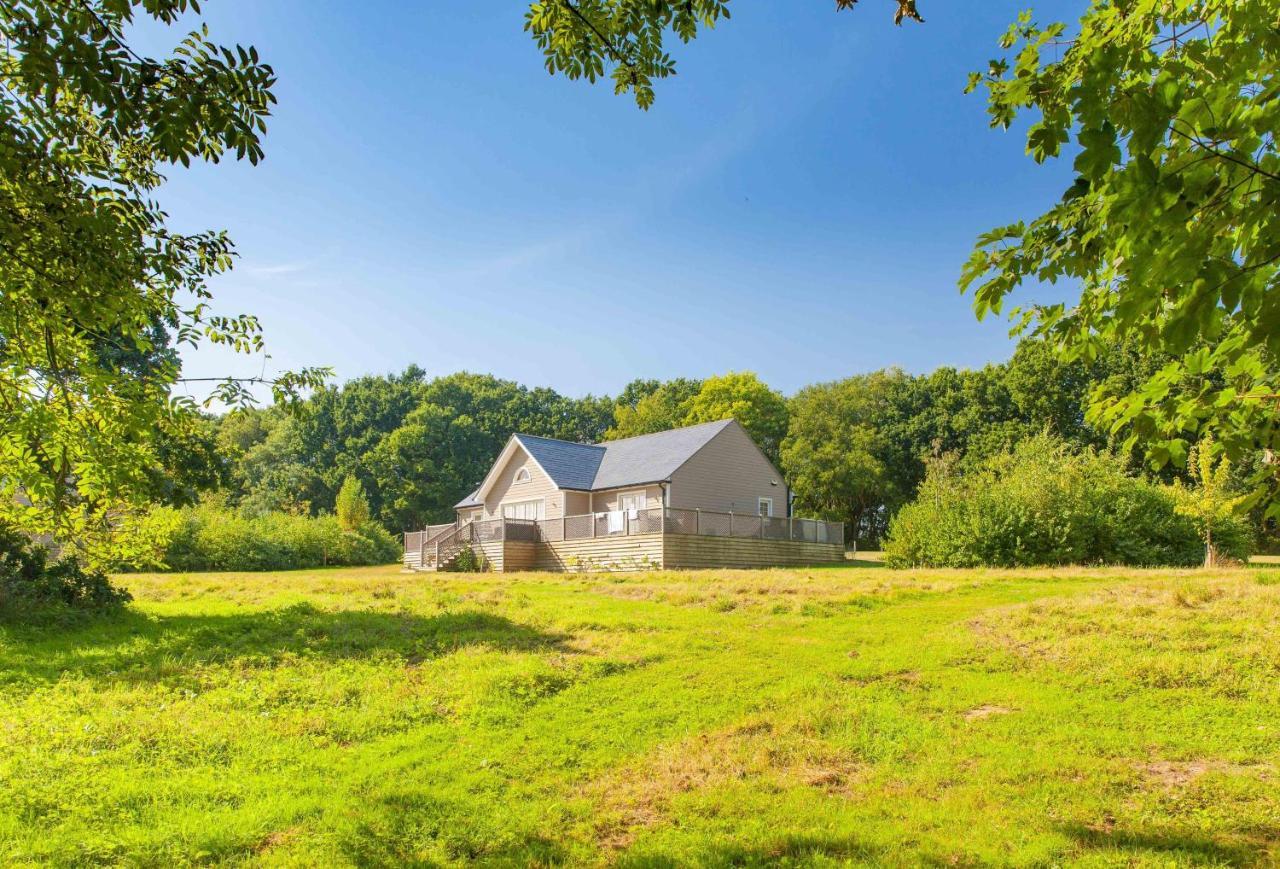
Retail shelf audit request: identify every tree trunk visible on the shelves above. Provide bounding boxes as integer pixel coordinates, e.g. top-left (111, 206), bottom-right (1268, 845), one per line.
top-left (1203, 528), bottom-right (1216, 568)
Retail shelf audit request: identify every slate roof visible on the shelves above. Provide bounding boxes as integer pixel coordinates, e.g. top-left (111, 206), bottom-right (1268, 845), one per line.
top-left (453, 418), bottom-right (737, 508)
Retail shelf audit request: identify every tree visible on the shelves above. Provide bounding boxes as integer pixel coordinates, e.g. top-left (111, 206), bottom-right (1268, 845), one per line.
top-left (0, 1), bottom-right (327, 548)
top-left (1172, 435), bottom-right (1250, 567)
top-left (525, 0), bottom-right (922, 108)
top-left (682, 372), bottom-right (789, 463)
top-left (782, 372), bottom-right (907, 543)
top-left (335, 476), bottom-right (371, 532)
top-left (606, 377), bottom-right (702, 439)
top-left (962, 2), bottom-right (1280, 517)
top-left (365, 404), bottom-right (487, 530)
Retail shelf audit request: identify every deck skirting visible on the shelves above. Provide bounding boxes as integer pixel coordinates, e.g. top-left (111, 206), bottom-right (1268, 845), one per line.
top-left (425, 533), bottom-right (844, 573)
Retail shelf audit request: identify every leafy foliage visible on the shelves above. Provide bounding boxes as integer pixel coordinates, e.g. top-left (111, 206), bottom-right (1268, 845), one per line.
top-left (606, 377), bottom-right (703, 439)
top-left (0, 526), bottom-right (130, 614)
top-left (883, 435), bottom-right (1251, 568)
top-left (524, 0), bottom-right (923, 109)
top-left (142, 506), bottom-right (400, 573)
top-left (450, 545), bottom-right (487, 573)
top-left (0, 0), bottom-right (328, 549)
top-left (1171, 434), bottom-right (1252, 566)
top-left (962, 1), bottom-right (1280, 517)
top-left (335, 476), bottom-right (371, 532)
top-left (681, 372), bottom-right (789, 464)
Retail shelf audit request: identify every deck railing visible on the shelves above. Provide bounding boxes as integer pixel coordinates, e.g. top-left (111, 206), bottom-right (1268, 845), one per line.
top-left (533, 507), bottom-right (842, 546)
top-left (407, 508), bottom-right (843, 560)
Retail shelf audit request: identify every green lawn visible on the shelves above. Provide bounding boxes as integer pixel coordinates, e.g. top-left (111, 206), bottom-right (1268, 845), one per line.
top-left (2, 563), bottom-right (1278, 866)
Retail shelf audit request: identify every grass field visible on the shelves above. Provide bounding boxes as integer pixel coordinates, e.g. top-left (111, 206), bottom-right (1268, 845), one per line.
top-left (2, 562), bottom-right (1278, 866)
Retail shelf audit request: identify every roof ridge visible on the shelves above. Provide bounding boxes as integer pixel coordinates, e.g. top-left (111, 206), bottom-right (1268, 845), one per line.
top-left (514, 418), bottom-right (733, 449)
top-left (591, 417), bottom-right (734, 447)
top-left (513, 432), bottom-right (605, 450)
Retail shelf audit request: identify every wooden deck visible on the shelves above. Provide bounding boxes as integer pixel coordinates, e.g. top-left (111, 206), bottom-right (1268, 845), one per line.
top-left (405, 508), bottom-right (844, 572)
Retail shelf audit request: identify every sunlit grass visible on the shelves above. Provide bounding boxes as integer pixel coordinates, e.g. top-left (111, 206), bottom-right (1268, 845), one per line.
top-left (1, 563), bottom-right (1277, 865)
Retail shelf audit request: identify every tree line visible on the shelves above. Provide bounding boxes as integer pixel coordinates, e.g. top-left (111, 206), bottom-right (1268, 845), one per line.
top-left (159, 332), bottom-right (1268, 549)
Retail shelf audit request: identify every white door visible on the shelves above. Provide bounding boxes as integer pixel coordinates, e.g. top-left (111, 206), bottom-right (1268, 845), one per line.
top-left (619, 491), bottom-right (647, 516)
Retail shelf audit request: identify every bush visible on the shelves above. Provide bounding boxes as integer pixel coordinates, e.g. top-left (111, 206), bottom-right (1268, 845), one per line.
top-left (137, 506), bottom-right (400, 572)
top-left (450, 545), bottom-right (487, 573)
top-left (883, 435), bottom-right (1252, 568)
top-left (0, 526), bottom-right (131, 614)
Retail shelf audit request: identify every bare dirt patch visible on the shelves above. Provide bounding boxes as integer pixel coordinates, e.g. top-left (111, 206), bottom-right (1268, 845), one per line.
top-left (963, 704), bottom-right (1013, 721)
top-left (582, 716), bottom-right (863, 850)
top-left (1139, 759), bottom-right (1271, 790)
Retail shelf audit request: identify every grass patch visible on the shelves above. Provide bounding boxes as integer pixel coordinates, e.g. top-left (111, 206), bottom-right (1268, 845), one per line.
top-left (1, 563), bottom-right (1277, 865)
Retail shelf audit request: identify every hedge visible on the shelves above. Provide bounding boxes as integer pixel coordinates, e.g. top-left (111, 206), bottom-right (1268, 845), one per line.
top-left (137, 506), bottom-right (401, 572)
top-left (883, 435), bottom-right (1252, 568)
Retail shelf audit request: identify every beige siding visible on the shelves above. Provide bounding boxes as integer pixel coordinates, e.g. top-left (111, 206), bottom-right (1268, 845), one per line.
top-left (456, 507), bottom-right (483, 523)
top-left (564, 491), bottom-right (591, 517)
top-left (483, 445), bottom-right (564, 520)
top-left (669, 422), bottom-right (786, 516)
top-left (589, 484), bottom-right (665, 513)
top-left (663, 536), bottom-right (843, 569)
top-left (534, 534), bottom-right (664, 572)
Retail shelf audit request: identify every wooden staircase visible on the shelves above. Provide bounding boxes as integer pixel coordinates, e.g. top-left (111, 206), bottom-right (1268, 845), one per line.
top-left (415, 522), bottom-right (475, 572)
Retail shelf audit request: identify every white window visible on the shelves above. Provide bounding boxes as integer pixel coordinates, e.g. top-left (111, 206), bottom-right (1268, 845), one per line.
top-left (758, 497), bottom-right (773, 517)
top-left (513, 467), bottom-right (531, 484)
top-left (501, 499), bottom-right (544, 520)
top-left (619, 490), bottom-right (647, 516)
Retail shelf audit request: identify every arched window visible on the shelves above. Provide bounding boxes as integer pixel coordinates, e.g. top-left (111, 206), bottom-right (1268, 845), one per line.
top-left (514, 467), bottom-right (531, 484)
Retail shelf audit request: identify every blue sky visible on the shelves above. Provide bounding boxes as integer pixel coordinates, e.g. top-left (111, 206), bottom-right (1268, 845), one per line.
top-left (138, 1), bottom-right (1084, 401)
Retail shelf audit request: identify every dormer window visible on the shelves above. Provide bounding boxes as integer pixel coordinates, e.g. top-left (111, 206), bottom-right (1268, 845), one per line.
top-left (514, 467), bottom-right (531, 484)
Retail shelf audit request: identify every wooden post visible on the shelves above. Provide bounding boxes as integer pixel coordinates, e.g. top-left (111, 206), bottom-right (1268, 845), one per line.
top-left (625, 510), bottom-right (630, 536)
top-left (591, 513), bottom-right (596, 538)
top-left (728, 511), bottom-right (734, 536)
top-left (760, 514), bottom-right (765, 539)
top-left (695, 509), bottom-right (700, 536)
top-left (561, 515), bottom-right (566, 542)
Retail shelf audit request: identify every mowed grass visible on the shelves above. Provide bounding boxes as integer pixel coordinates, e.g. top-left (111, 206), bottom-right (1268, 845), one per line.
top-left (2, 563), bottom-right (1279, 867)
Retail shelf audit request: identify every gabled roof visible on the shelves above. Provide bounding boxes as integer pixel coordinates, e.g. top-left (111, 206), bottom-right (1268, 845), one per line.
top-left (513, 434), bottom-right (604, 491)
top-left (454, 418), bottom-right (740, 508)
top-left (590, 419), bottom-right (734, 489)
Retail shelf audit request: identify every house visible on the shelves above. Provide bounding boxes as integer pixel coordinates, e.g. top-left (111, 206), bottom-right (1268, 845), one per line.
top-left (404, 419), bottom-right (844, 572)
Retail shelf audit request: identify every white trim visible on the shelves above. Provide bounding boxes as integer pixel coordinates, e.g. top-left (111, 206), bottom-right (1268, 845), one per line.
top-left (471, 436), bottom-right (559, 505)
top-left (514, 466), bottom-right (531, 484)
top-left (757, 497), bottom-right (773, 517)
top-left (501, 497), bottom-right (545, 520)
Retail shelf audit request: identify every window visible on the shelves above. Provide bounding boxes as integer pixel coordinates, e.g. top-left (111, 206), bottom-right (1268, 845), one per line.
top-left (502, 499), bottom-right (544, 520)
top-left (758, 497), bottom-right (773, 517)
top-left (513, 467), bottom-right (531, 484)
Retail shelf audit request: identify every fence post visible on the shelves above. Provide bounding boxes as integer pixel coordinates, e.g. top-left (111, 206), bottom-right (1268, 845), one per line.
top-left (561, 515), bottom-right (566, 542)
top-left (760, 515), bottom-right (765, 539)
top-left (695, 509), bottom-right (700, 536)
top-left (789, 516), bottom-right (795, 542)
top-left (728, 512), bottom-right (734, 536)
top-left (591, 513), bottom-right (596, 538)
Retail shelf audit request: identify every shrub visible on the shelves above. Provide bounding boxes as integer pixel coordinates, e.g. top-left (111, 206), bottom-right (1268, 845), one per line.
top-left (0, 526), bottom-right (131, 614)
top-left (136, 506), bottom-right (400, 572)
top-left (450, 545), bottom-right (487, 573)
top-left (883, 435), bottom-right (1252, 568)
